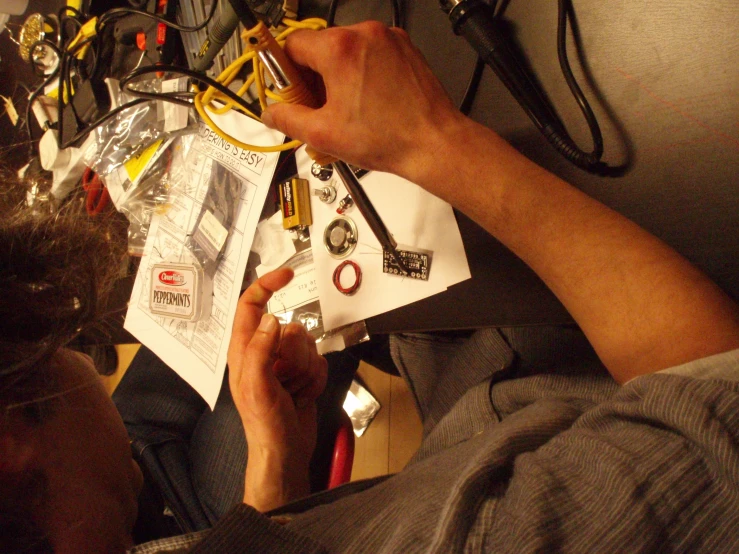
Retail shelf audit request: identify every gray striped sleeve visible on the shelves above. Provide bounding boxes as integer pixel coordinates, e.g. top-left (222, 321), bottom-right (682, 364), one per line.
top-left (481, 373), bottom-right (739, 552)
top-left (655, 347), bottom-right (739, 381)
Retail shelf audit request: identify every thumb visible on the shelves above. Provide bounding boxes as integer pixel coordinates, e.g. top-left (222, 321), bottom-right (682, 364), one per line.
top-left (262, 103), bottom-right (321, 145)
top-left (241, 314), bottom-right (282, 410)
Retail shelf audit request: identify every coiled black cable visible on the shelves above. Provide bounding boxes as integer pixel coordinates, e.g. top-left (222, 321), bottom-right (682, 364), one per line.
top-left (119, 64), bottom-right (262, 116)
top-left (447, 0), bottom-right (605, 172)
top-left (555, 0), bottom-right (602, 163)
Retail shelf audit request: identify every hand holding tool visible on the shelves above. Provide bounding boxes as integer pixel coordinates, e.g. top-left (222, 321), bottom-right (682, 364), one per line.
top-left (230, 0), bottom-right (410, 274)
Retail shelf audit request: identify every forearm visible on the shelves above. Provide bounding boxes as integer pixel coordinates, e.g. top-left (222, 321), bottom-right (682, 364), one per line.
top-left (261, 23), bottom-right (739, 382)
top-left (244, 447), bottom-right (310, 513)
top-left (411, 117), bottom-right (739, 383)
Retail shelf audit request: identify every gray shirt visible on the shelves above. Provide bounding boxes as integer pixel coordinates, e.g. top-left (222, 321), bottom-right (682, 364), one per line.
top-left (134, 345), bottom-right (739, 553)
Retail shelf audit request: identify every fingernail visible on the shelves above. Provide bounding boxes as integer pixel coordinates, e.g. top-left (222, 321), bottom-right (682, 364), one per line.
top-left (258, 313), bottom-right (278, 332)
top-left (261, 110), bottom-right (274, 128)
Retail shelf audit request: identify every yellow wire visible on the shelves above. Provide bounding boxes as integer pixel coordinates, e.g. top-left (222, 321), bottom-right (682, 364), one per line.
top-left (207, 74), bottom-right (256, 115)
top-left (194, 92), bottom-right (302, 153)
top-left (265, 88), bottom-right (282, 102)
top-left (194, 16), bottom-right (328, 153)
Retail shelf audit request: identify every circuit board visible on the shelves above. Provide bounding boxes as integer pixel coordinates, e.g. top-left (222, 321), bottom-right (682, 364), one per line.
top-left (382, 248), bottom-right (432, 281)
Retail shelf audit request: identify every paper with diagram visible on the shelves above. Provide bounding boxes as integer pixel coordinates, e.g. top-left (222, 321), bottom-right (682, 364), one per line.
top-left (125, 113), bottom-right (284, 408)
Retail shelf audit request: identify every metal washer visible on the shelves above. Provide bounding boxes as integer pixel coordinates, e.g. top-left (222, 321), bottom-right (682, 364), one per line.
top-left (323, 216), bottom-right (358, 258)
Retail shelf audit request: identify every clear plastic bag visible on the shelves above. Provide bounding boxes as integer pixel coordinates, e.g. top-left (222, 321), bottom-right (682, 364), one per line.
top-left (104, 131), bottom-right (196, 256)
top-left (82, 77), bottom-right (191, 177)
top-left (258, 241), bottom-right (370, 353)
top-left (84, 100), bottom-right (165, 177)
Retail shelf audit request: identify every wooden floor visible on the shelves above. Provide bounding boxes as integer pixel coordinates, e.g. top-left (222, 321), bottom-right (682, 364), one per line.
top-left (350, 361), bottom-right (423, 480)
top-left (105, 345), bottom-right (424, 480)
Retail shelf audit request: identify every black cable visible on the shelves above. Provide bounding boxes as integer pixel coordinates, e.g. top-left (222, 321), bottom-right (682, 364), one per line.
top-left (389, 0), bottom-right (403, 28)
top-left (459, 56), bottom-right (485, 115)
top-left (24, 40), bottom-right (63, 147)
top-left (458, 0), bottom-right (498, 117)
top-left (119, 64), bottom-right (263, 116)
top-left (58, 13), bottom-right (83, 41)
top-left (55, 36), bottom-right (98, 149)
top-left (326, 0), bottom-right (339, 27)
top-left (446, 0), bottom-right (604, 171)
top-left (327, 0), bottom-right (403, 28)
top-left (25, 64), bottom-right (61, 152)
top-left (556, 0), bottom-right (602, 161)
top-left (59, 98), bottom-right (151, 150)
top-left (57, 6), bottom-right (85, 52)
top-left (96, 0), bottom-right (218, 35)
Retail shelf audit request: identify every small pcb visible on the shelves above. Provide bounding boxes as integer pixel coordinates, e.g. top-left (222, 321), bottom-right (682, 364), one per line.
top-left (383, 248), bottom-right (432, 281)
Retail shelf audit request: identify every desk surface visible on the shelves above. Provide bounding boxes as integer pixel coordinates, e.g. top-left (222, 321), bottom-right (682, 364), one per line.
top-left (2, 0), bottom-right (737, 335)
top-left (356, 0), bottom-right (739, 332)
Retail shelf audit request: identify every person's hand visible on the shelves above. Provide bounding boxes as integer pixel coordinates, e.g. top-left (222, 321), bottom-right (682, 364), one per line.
top-left (227, 268), bottom-right (328, 512)
top-left (261, 21), bottom-right (465, 185)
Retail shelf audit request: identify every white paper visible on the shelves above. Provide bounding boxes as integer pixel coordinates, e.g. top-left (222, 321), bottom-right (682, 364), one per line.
top-left (251, 210), bottom-right (296, 267)
top-left (161, 77), bottom-right (190, 133)
top-left (257, 249), bottom-right (319, 315)
top-left (296, 150), bottom-right (471, 331)
top-left (196, 209), bottom-right (229, 257)
top-left (125, 112), bottom-right (285, 408)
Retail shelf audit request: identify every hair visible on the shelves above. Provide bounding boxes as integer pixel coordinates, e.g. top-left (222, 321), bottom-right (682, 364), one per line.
top-left (0, 165), bottom-right (127, 409)
top-left (0, 164), bottom-right (128, 552)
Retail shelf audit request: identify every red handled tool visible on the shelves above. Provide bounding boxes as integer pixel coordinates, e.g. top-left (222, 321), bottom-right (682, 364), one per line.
top-left (82, 167), bottom-right (111, 216)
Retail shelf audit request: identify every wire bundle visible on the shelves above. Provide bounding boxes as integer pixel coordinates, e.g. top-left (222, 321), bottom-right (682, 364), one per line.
top-left (25, 1), bottom-right (407, 158)
top-left (24, 2), bottom-right (220, 152)
top-left (192, 17), bottom-right (328, 153)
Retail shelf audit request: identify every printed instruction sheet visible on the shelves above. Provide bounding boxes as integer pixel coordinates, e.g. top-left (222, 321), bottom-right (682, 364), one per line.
top-left (125, 113), bottom-right (285, 408)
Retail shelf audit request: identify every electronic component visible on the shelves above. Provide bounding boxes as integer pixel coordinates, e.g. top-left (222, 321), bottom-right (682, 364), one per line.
top-left (333, 260), bottom-right (362, 296)
top-left (18, 13), bottom-right (52, 62)
top-left (313, 184), bottom-right (337, 204)
top-left (192, 0), bottom-right (240, 72)
top-left (383, 248), bottom-right (432, 281)
top-left (279, 177), bottom-right (312, 232)
top-left (311, 162), bottom-right (333, 181)
top-left (178, 0), bottom-right (297, 79)
top-left (324, 216), bottom-right (358, 258)
top-left (336, 194), bottom-right (354, 214)
top-left (191, 164), bottom-right (242, 263)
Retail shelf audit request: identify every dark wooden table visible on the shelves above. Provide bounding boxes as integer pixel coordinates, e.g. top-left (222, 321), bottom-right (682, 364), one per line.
top-left (347, 0), bottom-right (739, 332)
top-left (3, 0), bottom-right (737, 335)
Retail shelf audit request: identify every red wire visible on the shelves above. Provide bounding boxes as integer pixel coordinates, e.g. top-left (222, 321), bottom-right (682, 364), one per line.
top-left (332, 260), bottom-right (361, 295)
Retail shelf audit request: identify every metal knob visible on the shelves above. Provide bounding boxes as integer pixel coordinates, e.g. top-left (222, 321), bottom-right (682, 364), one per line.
top-left (312, 184), bottom-right (337, 204)
top-left (311, 162), bottom-right (333, 181)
